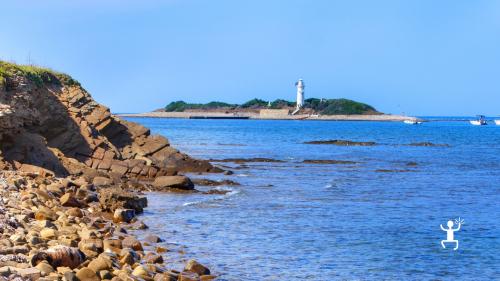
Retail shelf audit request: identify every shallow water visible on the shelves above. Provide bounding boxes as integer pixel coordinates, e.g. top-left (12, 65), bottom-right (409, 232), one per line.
top-left (125, 117), bottom-right (500, 280)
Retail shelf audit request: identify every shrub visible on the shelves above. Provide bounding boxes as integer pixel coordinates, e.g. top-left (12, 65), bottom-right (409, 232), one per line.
top-left (270, 99), bottom-right (294, 109)
top-left (240, 98), bottom-right (268, 108)
top-left (303, 98), bottom-right (378, 115)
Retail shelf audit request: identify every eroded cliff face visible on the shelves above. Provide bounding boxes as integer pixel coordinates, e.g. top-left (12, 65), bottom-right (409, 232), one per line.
top-left (0, 73), bottom-right (221, 179)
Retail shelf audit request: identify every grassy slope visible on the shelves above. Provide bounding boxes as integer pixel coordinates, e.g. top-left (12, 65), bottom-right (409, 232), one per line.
top-left (0, 61), bottom-right (80, 88)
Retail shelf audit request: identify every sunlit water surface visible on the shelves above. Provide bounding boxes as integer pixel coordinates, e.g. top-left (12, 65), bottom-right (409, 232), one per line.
top-left (124, 117), bottom-right (500, 280)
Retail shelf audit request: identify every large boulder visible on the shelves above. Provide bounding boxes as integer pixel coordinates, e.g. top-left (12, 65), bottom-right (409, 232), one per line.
top-left (184, 259), bottom-right (210, 275)
top-left (98, 188), bottom-right (147, 213)
top-left (113, 208), bottom-right (136, 223)
top-left (152, 176), bottom-right (194, 191)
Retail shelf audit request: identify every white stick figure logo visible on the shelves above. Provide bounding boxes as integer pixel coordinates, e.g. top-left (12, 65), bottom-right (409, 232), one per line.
top-left (440, 217), bottom-right (464, 250)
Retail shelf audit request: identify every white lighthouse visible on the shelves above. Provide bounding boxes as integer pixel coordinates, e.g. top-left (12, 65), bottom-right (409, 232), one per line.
top-left (295, 78), bottom-right (305, 109)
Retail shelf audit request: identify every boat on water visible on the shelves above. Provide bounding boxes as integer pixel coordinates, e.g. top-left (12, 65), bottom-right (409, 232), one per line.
top-left (404, 120), bottom-right (422, 125)
top-left (495, 119), bottom-right (500, 125)
top-left (470, 115), bottom-right (487, 126)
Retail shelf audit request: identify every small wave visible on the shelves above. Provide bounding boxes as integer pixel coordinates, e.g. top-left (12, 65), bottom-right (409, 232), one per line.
top-left (182, 188), bottom-right (240, 207)
top-left (236, 173), bottom-right (250, 177)
top-left (182, 201), bottom-right (203, 207)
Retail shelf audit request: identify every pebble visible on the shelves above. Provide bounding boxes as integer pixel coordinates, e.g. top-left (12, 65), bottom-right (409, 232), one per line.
top-left (0, 172), bottom-right (214, 280)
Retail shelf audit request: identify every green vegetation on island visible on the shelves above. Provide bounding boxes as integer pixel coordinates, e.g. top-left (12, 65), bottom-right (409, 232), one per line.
top-left (0, 61), bottom-right (80, 89)
top-left (165, 98), bottom-right (379, 115)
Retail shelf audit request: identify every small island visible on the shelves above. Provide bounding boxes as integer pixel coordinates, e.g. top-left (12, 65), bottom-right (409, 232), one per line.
top-left (163, 97), bottom-right (379, 115)
top-left (121, 79), bottom-right (417, 121)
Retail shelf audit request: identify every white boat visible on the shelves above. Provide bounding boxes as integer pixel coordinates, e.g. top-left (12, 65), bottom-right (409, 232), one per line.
top-left (470, 115), bottom-right (487, 126)
top-left (404, 120), bottom-right (422, 125)
top-left (495, 120), bottom-right (500, 125)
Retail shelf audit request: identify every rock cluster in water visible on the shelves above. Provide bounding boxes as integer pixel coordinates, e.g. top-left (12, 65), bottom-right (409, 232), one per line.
top-left (304, 140), bottom-right (377, 146)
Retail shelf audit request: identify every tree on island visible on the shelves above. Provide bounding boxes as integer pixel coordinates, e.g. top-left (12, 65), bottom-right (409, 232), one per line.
top-left (164, 98), bottom-right (379, 115)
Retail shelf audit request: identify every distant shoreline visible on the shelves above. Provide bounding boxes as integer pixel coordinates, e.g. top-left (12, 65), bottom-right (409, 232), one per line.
top-left (118, 111), bottom-right (418, 122)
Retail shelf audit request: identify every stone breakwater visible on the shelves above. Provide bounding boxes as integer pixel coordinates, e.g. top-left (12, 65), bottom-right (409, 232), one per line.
top-left (0, 67), bottom-right (223, 280)
top-left (119, 111), bottom-right (418, 122)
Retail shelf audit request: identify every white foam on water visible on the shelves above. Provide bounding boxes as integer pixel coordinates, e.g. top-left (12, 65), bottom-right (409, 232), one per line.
top-left (182, 187), bottom-right (240, 207)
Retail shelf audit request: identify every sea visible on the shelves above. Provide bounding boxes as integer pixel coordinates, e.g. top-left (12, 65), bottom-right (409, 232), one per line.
top-left (123, 117), bottom-right (500, 281)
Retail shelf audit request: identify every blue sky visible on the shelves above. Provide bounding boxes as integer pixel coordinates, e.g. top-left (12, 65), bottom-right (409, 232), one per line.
top-left (1, 0), bottom-right (500, 115)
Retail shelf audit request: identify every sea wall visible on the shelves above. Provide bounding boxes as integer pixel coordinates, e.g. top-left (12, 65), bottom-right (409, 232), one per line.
top-left (120, 111), bottom-right (417, 122)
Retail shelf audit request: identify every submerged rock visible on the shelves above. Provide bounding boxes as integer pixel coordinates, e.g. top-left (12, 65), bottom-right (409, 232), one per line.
top-left (192, 178), bottom-right (240, 186)
top-left (375, 169), bottom-right (412, 173)
top-left (407, 142), bottom-right (449, 147)
top-left (209, 158), bottom-right (285, 163)
top-left (184, 259), bottom-right (210, 275)
top-left (202, 189), bottom-right (232, 195)
top-left (303, 159), bottom-right (357, 164)
top-left (304, 139), bottom-right (376, 146)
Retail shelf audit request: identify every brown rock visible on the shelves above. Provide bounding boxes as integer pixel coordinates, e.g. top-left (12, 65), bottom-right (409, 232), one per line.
top-left (184, 259), bottom-right (210, 275)
top-left (35, 207), bottom-right (57, 221)
top-left (178, 271), bottom-right (199, 281)
top-left (79, 238), bottom-right (104, 255)
top-left (35, 261), bottom-right (55, 276)
top-left (98, 188), bottom-right (147, 213)
top-left (93, 176), bottom-right (113, 186)
top-left (16, 267), bottom-right (42, 280)
top-left (76, 267), bottom-right (99, 281)
top-left (121, 236), bottom-right (143, 251)
top-left (145, 253), bottom-right (163, 264)
top-left (200, 275), bottom-right (217, 281)
top-left (144, 234), bottom-right (163, 243)
top-left (119, 252), bottom-right (135, 265)
top-left (152, 176), bottom-right (194, 190)
top-left (40, 228), bottom-right (58, 239)
top-left (88, 256), bottom-right (112, 272)
top-left (99, 270), bottom-right (113, 280)
top-left (61, 193), bottom-right (83, 207)
top-left (113, 208), bottom-right (136, 223)
top-left (66, 207), bottom-right (84, 218)
top-left (103, 239), bottom-right (122, 253)
top-left (132, 265), bottom-right (150, 278)
top-left (110, 163), bottom-right (128, 176)
top-left (154, 271), bottom-right (178, 281)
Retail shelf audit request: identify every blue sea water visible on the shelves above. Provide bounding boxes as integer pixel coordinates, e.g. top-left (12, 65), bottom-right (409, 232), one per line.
top-left (124, 117), bottom-right (500, 281)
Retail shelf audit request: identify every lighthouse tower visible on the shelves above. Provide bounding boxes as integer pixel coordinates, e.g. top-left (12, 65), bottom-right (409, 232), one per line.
top-left (295, 79), bottom-right (305, 110)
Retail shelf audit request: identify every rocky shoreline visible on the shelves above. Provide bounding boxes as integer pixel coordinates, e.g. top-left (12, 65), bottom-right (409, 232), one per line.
top-left (0, 62), bottom-right (222, 280)
top-left (0, 171), bottom-right (214, 281)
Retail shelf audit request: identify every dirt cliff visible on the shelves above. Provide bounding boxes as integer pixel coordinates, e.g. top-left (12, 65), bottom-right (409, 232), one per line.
top-left (0, 62), bottom-right (221, 180)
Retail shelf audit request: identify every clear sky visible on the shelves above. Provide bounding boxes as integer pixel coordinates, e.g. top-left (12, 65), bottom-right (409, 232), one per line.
top-left (1, 0), bottom-right (500, 116)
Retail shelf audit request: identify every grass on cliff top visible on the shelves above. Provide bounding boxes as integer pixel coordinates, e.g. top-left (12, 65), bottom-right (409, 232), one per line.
top-left (0, 60), bottom-right (80, 88)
